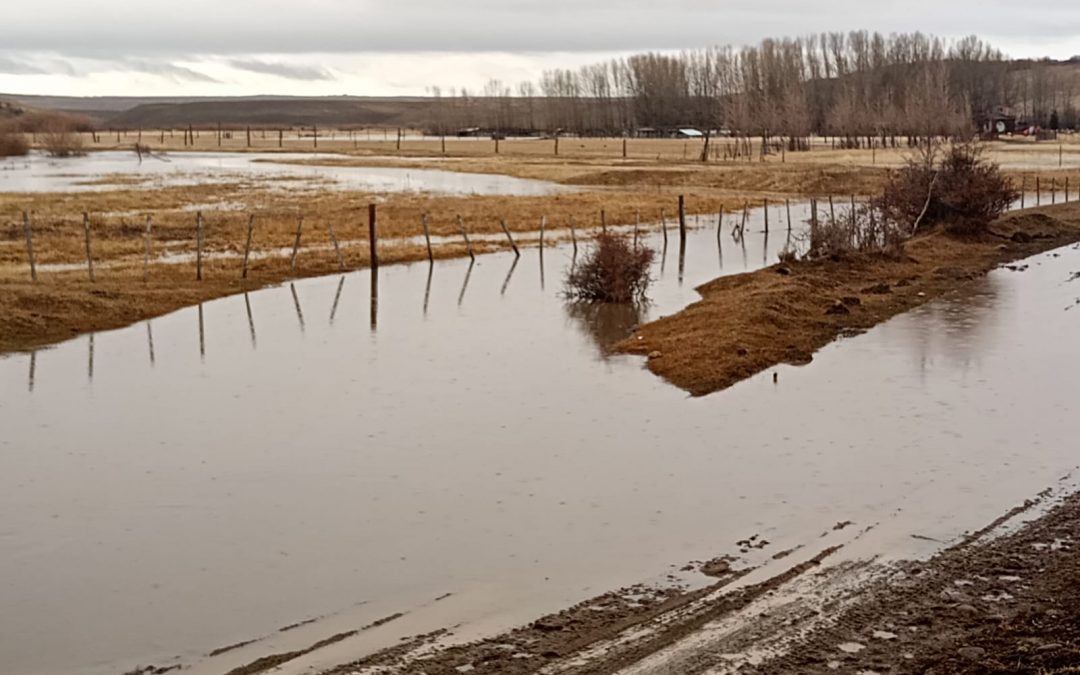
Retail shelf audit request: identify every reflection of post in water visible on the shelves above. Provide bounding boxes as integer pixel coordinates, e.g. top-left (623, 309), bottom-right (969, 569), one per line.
top-left (716, 208), bottom-right (724, 271)
top-left (244, 293), bottom-right (256, 349)
top-left (763, 228), bottom-right (770, 267)
top-left (423, 262), bottom-right (433, 317)
top-left (330, 275), bottom-right (346, 325)
top-left (87, 333), bottom-right (95, 382)
top-left (660, 235), bottom-right (668, 277)
top-left (501, 253), bottom-right (519, 296)
top-left (290, 283), bottom-right (306, 333)
top-left (147, 321), bottom-right (156, 366)
top-left (198, 303), bottom-right (206, 360)
top-left (677, 235), bottom-right (687, 286)
top-left (28, 351), bottom-right (36, 393)
top-left (457, 258), bottom-right (474, 307)
top-left (369, 265), bottom-right (379, 331)
top-left (539, 247), bottom-right (545, 291)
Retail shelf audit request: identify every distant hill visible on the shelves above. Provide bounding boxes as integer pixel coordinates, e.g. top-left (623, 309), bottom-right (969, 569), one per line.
top-left (0, 94), bottom-right (440, 129)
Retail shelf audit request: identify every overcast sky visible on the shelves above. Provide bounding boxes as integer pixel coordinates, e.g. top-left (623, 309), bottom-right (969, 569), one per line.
top-left (3, 0), bottom-right (1079, 97)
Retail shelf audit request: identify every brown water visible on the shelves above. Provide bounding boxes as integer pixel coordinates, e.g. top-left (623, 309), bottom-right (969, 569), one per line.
top-left (2, 207), bottom-right (1079, 675)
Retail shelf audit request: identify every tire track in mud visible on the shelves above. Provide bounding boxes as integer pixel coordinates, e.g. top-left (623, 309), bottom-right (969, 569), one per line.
top-left (318, 540), bottom-right (854, 675)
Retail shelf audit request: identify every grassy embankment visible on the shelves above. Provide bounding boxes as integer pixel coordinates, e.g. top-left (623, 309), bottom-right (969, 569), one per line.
top-left (617, 203), bottom-right (1080, 396)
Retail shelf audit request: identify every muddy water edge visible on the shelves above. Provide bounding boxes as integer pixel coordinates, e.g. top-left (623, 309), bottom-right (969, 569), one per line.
top-left (2, 203), bottom-right (1080, 675)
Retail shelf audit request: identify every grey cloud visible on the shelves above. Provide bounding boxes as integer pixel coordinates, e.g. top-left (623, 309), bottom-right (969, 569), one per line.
top-left (121, 59), bottom-right (220, 83)
top-left (0, 56), bottom-right (51, 75)
top-left (4, 0), bottom-right (1080, 56)
top-left (228, 59), bottom-right (334, 80)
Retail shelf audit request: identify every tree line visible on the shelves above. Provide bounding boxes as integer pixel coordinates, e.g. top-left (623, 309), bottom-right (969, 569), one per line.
top-left (425, 31), bottom-right (1080, 147)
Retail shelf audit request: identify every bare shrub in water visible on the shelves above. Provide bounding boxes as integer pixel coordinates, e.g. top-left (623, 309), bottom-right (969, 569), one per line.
top-left (40, 117), bottom-right (85, 158)
top-left (565, 232), bottom-right (655, 303)
top-left (0, 123), bottom-right (29, 157)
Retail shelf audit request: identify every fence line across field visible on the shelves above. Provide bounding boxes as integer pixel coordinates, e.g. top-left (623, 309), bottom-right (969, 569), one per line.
top-left (9, 186), bottom-right (1068, 284)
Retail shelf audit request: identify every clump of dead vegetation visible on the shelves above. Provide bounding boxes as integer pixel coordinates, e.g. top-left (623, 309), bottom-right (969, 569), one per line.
top-left (0, 122), bottom-right (29, 157)
top-left (878, 141), bottom-right (1018, 236)
top-left (40, 117), bottom-right (85, 158)
top-left (803, 141), bottom-right (1018, 260)
top-left (565, 232), bottom-right (655, 303)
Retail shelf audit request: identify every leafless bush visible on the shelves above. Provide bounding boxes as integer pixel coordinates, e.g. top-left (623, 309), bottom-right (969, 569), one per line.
top-left (806, 202), bottom-right (907, 260)
top-left (564, 232), bottom-right (655, 303)
top-left (40, 118), bottom-right (85, 158)
top-left (877, 141), bottom-right (1017, 236)
top-left (0, 123), bottom-right (29, 157)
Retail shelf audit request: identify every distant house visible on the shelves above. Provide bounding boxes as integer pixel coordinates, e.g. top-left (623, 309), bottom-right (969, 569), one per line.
top-left (977, 106), bottom-right (1017, 137)
top-left (675, 128), bottom-right (704, 138)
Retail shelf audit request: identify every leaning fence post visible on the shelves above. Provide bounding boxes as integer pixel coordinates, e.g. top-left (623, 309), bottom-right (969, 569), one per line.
top-left (143, 215), bottom-right (153, 281)
top-left (82, 212), bottom-right (95, 281)
top-left (22, 211), bottom-right (37, 282)
top-left (241, 214), bottom-right (255, 278)
top-left (196, 211), bottom-right (204, 280)
top-left (368, 204), bottom-right (379, 267)
top-left (456, 215), bottom-right (475, 260)
top-left (290, 216), bottom-right (304, 271)
top-left (421, 214), bottom-right (433, 262)
top-left (499, 218), bottom-right (520, 257)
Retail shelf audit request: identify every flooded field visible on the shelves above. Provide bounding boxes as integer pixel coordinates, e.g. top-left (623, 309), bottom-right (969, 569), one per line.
top-left (2, 208), bottom-right (1079, 675)
top-left (0, 151), bottom-right (571, 196)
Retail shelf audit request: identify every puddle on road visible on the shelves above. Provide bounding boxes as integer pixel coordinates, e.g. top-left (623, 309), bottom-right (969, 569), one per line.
top-left (0, 151), bottom-right (571, 196)
top-left (2, 209), bottom-right (1079, 675)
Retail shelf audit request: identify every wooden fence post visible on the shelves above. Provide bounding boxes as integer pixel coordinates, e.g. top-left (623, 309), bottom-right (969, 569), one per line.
top-left (82, 212), bottom-right (95, 281)
top-left (290, 216), bottom-right (304, 271)
top-left (1021, 177), bottom-right (1026, 209)
top-left (278, 129), bottom-right (283, 148)
top-left (196, 212), bottom-right (204, 280)
top-left (246, 126), bottom-right (251, 147)
top-left (143, 215), bottom-right (153, 281)
top-left (829, 195), bottom-right (836, 223)
top-left (421, 214), bottom-right (433, 262)
top-left (554, 135), bottom-right (559, 156)
top-left (601, 209), bottom-right (607, 233)
top-left (678, 195), bottom-right (687, 243)
top-left (241, 214), bottom-right (255, 279)
top-left (622, 137), bottom-right (627, 158)
top-left (368, 203), bottom-right (379, 267)
top-left (1052, 178), bottom-right (1057, 205)
top-left (456, 214), bottom-right (475, 260)
top-left (499, 218), bottom-right (520, 257)
top-left (22, 211), bottom-right (37, 282)
top-left (328, 222), bottom-right (345, 271)
top-left (217, 122), bottom-right (222, 147)
top-left (1037, 176), bottom-right (1041, 206)
top-left (313, 124), bottom-right (318, 149)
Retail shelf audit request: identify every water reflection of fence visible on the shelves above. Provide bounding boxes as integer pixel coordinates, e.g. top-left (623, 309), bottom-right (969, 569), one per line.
top-left (22, 201), bottom-right (807, 393)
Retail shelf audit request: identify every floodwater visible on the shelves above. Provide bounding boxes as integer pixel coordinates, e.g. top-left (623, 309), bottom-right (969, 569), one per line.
top-left (0, 151), bottom-right (570, 196)
top-left (2, 206), bottom-right (1079, 675)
